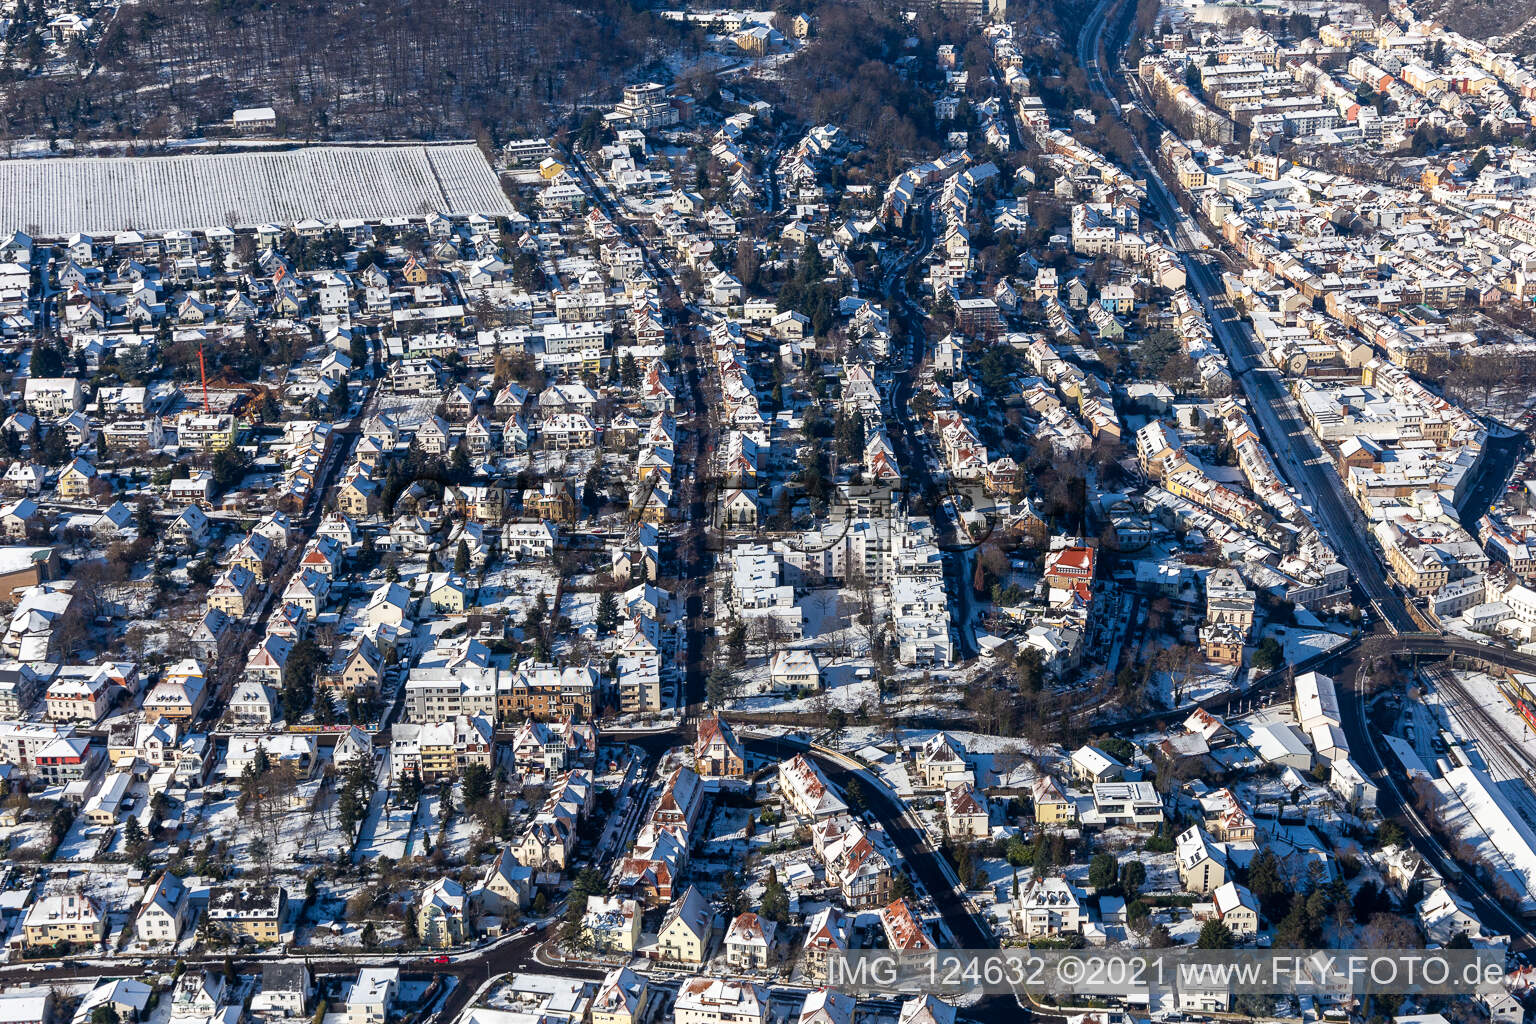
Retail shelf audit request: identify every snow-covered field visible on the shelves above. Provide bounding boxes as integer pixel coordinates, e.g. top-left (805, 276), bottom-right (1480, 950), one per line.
top-left (0, 143), bottom-right (513, 236)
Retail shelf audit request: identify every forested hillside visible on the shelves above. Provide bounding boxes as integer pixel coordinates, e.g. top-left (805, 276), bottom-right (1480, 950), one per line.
top-left (1410, 0), bottom-right (1536, 54)
top-left (0, 0), bottom-right (688, 144)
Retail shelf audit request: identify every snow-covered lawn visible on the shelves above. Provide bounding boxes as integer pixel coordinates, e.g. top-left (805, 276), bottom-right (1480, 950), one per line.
top-left (726, 663), bottom-right (881, 714)
top-left (477, 567), bottom-right (559, 625)
top-left (373, 393), bottom-right (442, 431)
top-left (356, 791), bottom-right (422, 861)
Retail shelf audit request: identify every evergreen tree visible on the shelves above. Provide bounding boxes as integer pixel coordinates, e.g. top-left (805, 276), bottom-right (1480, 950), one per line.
top-left (338, 785), bottom-right (367, 840)
top-left (1197, 919), bottom-right (1235, 949)
top-left (402, 901), bottom-right (419, 947)
top-left (314, 683), bottom-right (338, 724)
top-left (719, 871), bottom-right (747, 916)
top-left (397, 770), bottom-right (424, 806)
top-left (595, 590), bottom-right (619, 633)
top-left (727, 622), bottom-right (747, 666)
top-left (1120, 860), bottom-right (1146, 901)
top-left (705, 665), bottom-right (732, 708)
top-left (1275, 903), bottom-right (1311, 948)
top-left (461, 764), bottom-right (492, 806)
top-left (1088, 852), bottom-right (1119, 891)
top-left (1245, 848), bottom-right (1287, 920)
top-left (956, 844), bottom-right (976, 889)
top-left (760, 866), bottom-right (790, 924)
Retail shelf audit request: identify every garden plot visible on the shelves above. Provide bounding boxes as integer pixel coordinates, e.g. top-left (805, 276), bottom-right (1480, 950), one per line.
top-left (556, 590), bottom-right (601, 651)
top-left (2, 819), bottom-right (53, 859)
top-left (727, 660), bottom-right (880, 715)
top-left (1265, 623), bottom-right (1351, 663)
top-left (37, 868), bottom-right (139, 926)
top-left (55, 817), bottom-right (112, 862)
top-left (428, 785), bottom-right (490, 862)
top-left (694, 805), bottom-right (756, 864)
top-left (1145, 655), bottom-right (1240, 709)
top-left (413, 792), bottom-right (443, 857)
top-left (285, 783), bottom-right (354, 862)
top-left (356, 793), bottom-right (426, 862)
top-left (195, 777), bottom-right (350, 865)
top-left (477, 567), bottom-right (559, 623)
top-left (374, 393), bottom-right (443, 431)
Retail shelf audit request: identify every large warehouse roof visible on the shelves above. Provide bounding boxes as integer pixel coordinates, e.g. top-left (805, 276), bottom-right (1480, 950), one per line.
top-left (0, 143), bottom-right (514, 237)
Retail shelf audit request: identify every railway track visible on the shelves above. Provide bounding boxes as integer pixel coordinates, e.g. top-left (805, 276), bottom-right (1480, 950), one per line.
top-left (1428, 664), bottom-right (1536, 827)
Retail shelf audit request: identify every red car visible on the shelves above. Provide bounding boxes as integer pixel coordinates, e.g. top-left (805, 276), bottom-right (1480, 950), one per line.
top-left (432, 955), bottom-right (450, 965)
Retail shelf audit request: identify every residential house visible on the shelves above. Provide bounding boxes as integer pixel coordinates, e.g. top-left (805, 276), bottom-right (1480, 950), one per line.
top-left (800, 907), bottom-right (851, 981)
top-left (23, 893), bottom-right (107, 949)
top-left (879, 898), bottom-right (935, 952)
top-left (418, 877), bottom-right (469, 948)
top-left (591, 967), bottom-right (649, 1024)
top-left (944, 783), bottom-right (989, 839)
top-left (72, 980), bottom-right (152, 1024)
top-left (142, 660), bottom-right (208, 722)
top-left (508, 715), bottom-right (595, 774)
top-left (723, 912), bottom-right (776, 970)
top-left (898, 996), bottom-right (957, 1024)
top-left (768, 649), bottom-right (821, 691)
top-left (252, 964), bottom-right (312, 1019)
top-left (170, 973), bottom-right (227, 1022)
top-left (1070, 744), bottom-right (1125, 783)
top-left (655, 885), bottom-right (714, 964)
top-left (57, 458), bottom-right (99, 500)
top-left (1176, 826), bottom-right (1226, 894)
top-left (1011, 876), bottom-right (1086, 937)
top-left (228, 680), bottom-right (277, 727)
top-left (135, 873), bottom-right (189, 946)
top-left (474, 846), bottom-right (534, 921)
top-left (673, 979), bottom-right (766, 1024)
top-left (779, 754), bottom-right (848, 819)
top-left (1032, 776), bottom-right (1076, 825)
top-left (1212, 881), bottom-right (1259, 940)
top-left (915, 733), bottom-right (969, 788)
top-left (582, 896), bottom-right (643, 954)
top-left (693, 714), bottom-right (746, 778)
top-left (44, 669), bottom-right (115, 723)
top-left (206, 884), bottom-right (287, 944)
top-left (345, 969), bottom-right (398, 1024)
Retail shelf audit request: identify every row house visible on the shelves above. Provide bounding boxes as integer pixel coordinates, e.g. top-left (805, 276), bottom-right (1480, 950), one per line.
top-left (390, 714), bottom-right (494, 781)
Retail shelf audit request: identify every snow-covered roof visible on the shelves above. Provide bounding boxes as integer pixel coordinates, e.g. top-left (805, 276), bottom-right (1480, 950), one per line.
top-left (0, 144), bottom-right (513, 237)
